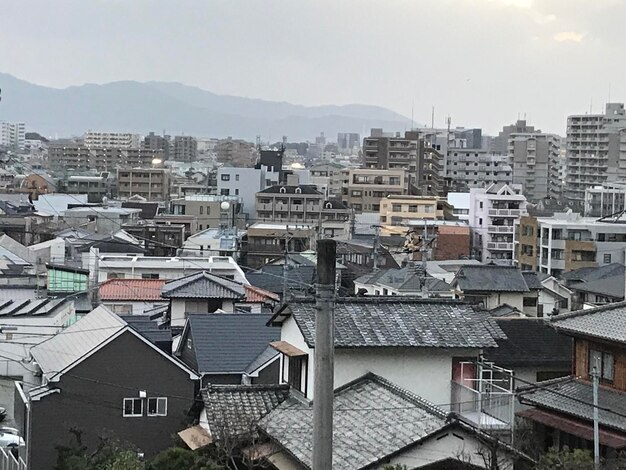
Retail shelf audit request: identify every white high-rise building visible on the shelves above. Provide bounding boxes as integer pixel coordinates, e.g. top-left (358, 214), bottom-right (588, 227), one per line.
top-left (509, 132), bottom-right (560, 201)
top-left (565, 103), bottom-right (626, 206)
top-left (0, 121), bottom-right (25, 150)
top-left (469, 183), bottom-right (528, 265)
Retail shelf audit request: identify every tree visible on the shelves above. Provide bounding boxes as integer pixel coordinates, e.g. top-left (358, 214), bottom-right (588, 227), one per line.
top-left (148, 447), bottom-right (222, 470)
top-left (535, 446), bottom-right (594, 470)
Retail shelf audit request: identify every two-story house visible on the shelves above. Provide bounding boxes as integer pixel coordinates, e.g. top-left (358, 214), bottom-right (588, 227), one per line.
top-left (517, 302), bottom-right (626, 454)
top-left (15, 306), bottom-right (199, 469)
top-left (268, 297), bottom-right (513, 432)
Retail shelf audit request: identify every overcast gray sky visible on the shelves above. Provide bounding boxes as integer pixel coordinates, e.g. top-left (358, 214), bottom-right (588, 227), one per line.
top-left (1, 0), bottom-right (624, 135)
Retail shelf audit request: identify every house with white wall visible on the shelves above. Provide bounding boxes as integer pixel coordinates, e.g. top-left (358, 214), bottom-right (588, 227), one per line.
top-left (268, 297), bottom-right (513, 432)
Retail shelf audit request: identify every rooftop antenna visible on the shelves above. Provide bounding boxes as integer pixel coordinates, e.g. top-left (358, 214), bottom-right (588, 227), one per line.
top-left (608, 82), bottom-right (612, 103)
top-left (431, 106), bottom-right (435, 130)
top-left (590, 97), bottom-right (593, 115)
top-left (411, 99), bottom-right (415, 130)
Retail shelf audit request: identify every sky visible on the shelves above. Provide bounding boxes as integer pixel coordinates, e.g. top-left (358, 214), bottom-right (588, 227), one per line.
top-left (1, 0), bottom-right (625, 135)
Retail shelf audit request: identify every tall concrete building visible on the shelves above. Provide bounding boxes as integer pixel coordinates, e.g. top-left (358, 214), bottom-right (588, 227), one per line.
top-left (342, 168), bottom-right (407, 213)
top-left (0, 121), bottom-right (25, 150)
top-left (216, 137), bottom-right (257, 167)
top-left (509, 132), bottom-right (560, 201)
top-left (217, 166), bottom-right (280, 220)
top-left (48, 144), bottom-right (163, 173)
top-left (117, 168), bottom-right (171, 201)
top-left (445, 148), bottom-right (512, 190)
top-left (337, 132), bottom-right (360, 149)
top-left (491, 120), bottom-right (536, 154)
top-left (362, 129), bottom-right (443, 196)
top-left (143, 132), bottom-right (170, 160)
top-left (84, 131), bottom-right (140, 149)
top-left (469, 183), bottom-right (528, 265)
top-left (171, 136), bottom-right (198, 162)
top-left (564, 103), bottom-right (626, 207)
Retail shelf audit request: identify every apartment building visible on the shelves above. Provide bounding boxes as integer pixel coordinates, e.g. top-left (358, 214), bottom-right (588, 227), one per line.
top-left (244, 223), bottom-right (316, 269)
top-left (342, 168), bottom-right (407, 213)
top-left (445, 148), bottom-right (512, 189)
top-left (0, 121), bottom-right (25, 150)
top-left (255, 176), bottom-right (350, 237)
top-left (337, 132), bottom-right (360, 149)
top-left (48, 144), bottom-right (163, 172)
top-left (215, 137), bottom-right (257, 167)
top-left (491, 119), bottom-right (537, 154)
top-left (84, 131), bottom-right (140, 149)
top-left (117, 168), bottom-right (171, 201)
top-left (217, 166), bottom-right (280, 220)
top-left (308, 162), bottom-right (345, 198)
top-left (379, 195), bottom-right (454, 225)
top-left (510, 132), bottom-right (560, 201)
top-left (143, 131), bottom-right (170, 160)
top-left (517, 212), bottom-right (626, 276)
top-left (171, 194), bottom-right (243, 232)
top-left (565, 103), bottom-right (626, 206)
top-left (362, 129), bottom-right (443, 196)
top-left (469, 183), bottom-right (528, 265)
top-left (584, 182), bottom-right (626, 217)
top-left (171, 136), bottom-right (198, 162)
top-left (65, 175), bottom-right (111, 203)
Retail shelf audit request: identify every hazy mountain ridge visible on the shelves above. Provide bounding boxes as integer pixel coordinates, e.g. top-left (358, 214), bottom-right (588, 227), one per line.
top-left (0, 73), bottom-right (411, 140)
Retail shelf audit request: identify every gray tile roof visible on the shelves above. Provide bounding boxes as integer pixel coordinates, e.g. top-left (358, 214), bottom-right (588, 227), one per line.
top-left (201, 383), bottom-right (291, 441)
top-left (161, 271), bottom-right (245, 299)
top-left (245, 265), bottom-right (315, 295)
top-left (259, 373), bottom-right (448, 470)
top-left (186, 314), bottom-right (280, 374)
top-left (272, 298), bottom-right (505, 349)
top-left (485, 318), bottom-right (572, 368)
top-left (518, 377), bottom-right (626, 433)
top-left (521, 271), bottom-right (543, 290)
top-left (356, 267), bottom-right (451, 293)
top-left (453, 265), bottom-right (530, 293)
top-left (488, 303), bottom-right (523, 318)
top-left (551, 302), bottom-right (626, 344)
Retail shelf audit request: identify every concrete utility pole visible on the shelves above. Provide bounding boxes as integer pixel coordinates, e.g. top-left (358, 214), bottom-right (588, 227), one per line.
top-left (372, 225), bottom-right (380, 272)
top-left (313, 239), bottom-right (336, 470)
top-left (592, 363), bottom-right (600, 470)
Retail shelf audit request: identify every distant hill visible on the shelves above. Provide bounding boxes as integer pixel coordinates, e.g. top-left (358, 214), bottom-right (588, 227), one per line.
top-left (0, 73), bottom-right (411, 141)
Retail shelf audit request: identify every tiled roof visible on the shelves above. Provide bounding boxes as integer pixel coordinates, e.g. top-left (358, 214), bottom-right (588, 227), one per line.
top-left (99, 279), bottom-right (166, 301)
top-left (244, 284), bottom-right (280, 303)
top-left (201, 384), bottom-right (291, 441)
top-left (271, 298), bottom-right (505, 349)
top-left (488, 303), bottom-right (523, 318)
top-left (560, 263), bottom-right (623, 283)
top-left (518, 377), bottom-right (626, 433)
top-left (185, 314), bottom-right (280, 374)
top-left (485, 318), bottom-right (572, 367)
top-left (453, 265), bottom-right (530, 293)
top-left (258, 185), bottom-right (321, 195)
top-left (259, 373), bottom-right (448, 470)
top-left (161, 271), bottom-right (245, 299)
top-left (245, 266), bottom-right (315, 295)
top-left (521, 271), bottom-right (543, 290)
top-left (355, 267), bottom-right (451, 293)
top-left (551, 302), bottom-right (626, 344)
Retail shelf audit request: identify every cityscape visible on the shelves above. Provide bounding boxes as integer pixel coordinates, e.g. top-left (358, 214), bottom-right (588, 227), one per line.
top-left (1, 1), bottom-right (626, 469)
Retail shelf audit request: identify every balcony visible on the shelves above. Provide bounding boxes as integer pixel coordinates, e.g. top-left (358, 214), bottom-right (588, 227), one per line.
top-left (487, 225), bottom-right (514, 234)
top-left (451, 363), bottom-right (514, 432)
top-left (487, 242), bottom-right (513, 251)
top-left (488, 208), bottom-right (521, 217)
top-left (291, 204), bottom-right (304, 213)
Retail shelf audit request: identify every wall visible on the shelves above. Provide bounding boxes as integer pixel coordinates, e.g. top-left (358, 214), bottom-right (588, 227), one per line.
top-left (574, 338), bottom-right (626, 391)
top-left (170, 299), bottom-right (235, 328)
top-left (435, 227), bottom-right (470, 260)
top-left (517, 216), bottom-right (539, 270)
top-left (484, 292), bottom-right (524, 311)
top-left (564, 240), bottom-right (597, 272)
top-left (28, 331), bottom-right (196, 469)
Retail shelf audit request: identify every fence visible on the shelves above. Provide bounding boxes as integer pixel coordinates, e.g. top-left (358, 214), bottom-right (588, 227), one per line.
top-left (0, 447), bottom-right (26, 470)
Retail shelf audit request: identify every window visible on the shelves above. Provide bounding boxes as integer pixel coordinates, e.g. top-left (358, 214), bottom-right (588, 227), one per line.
top-left (199, 206), bottom-right (203, 215)
top-left (589, 349), bottom-right (614, 381)
top-left (235, 174), bottom-right (239, 181)
top-left (147, 397), bottom-right (167, 417)
top-left (142, 273), bottom-right (159, 279)
top-left (186, 338), bottom-right (192, 349)
top-left (409, 205), bottom-right (418, 213)
top-left (221, 174), bottom-right (230, 181)
top-left (392, 204), bottom-right (402, 212)
top-left (603, 254), bottom-right (612, 264)
top-left (523, 297), bottom-right (538, 307)
top-left (288, 356), bottom-right (305, 391)
top-left (206, 206), bottom-right (211, 215)
top-left (123, 398), bottom-right (143, 417)
top-left (220, 189), bottom-right (230, 196)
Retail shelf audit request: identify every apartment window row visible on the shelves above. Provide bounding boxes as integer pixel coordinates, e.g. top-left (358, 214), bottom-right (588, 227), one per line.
top-left (123, 397), bottom-right (168, 417)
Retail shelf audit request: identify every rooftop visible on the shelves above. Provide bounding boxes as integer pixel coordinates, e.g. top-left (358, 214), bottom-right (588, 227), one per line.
top-left (270, 298), bottom-right (505, 349)
top-left (182, 313), bottom-right (279, 374)
top-left (161, 271), bottom-right (246, 300)
top-left (453, 265), bottom-right (530, 293)
top-left (259, 373), bottom-right (448, 470)
top-left (99, 279), bottom-right (167, 301)
top-left (550, 301), bottom-right (626, 344)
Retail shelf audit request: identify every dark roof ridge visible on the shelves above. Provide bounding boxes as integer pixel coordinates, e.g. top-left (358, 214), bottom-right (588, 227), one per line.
top-left (333, 372), bottom-right (448, 419)
top-left (286, 296), bottom-right (466, 304)
top-left (516, 374), bottom-right (574, 393)
top-left (550, 300), bottom-right (626, 323)
top-left (205, 383), bottom-right (290, 393)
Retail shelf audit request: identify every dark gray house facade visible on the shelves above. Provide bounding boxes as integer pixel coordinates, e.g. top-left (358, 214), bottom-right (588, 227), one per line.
top-left (16, 306), bottom-right (199, 469)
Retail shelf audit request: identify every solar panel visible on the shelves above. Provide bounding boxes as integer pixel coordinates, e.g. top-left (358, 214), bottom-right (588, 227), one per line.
top-left (13, 298), bottom-right (51, 316)
top-left (0, 299), bottom-right (30, 316)
top-left (32, 298), bottom-right (65, 316)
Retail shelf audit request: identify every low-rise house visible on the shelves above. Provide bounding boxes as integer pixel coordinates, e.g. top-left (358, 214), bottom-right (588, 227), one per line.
top-left (160, 271), bottom-right (248, 328)
top-left (451, 265), bottom-right (543, 316)
top-left (194, 373), bottom-right (529, 470)
top-left (517, 302), bottom-right (626, 454)
top-left (245, 265), bottom-right (315, 299)
top-left (93, 255), bottom-right (247, 284)
top-left (559, 263), bottom-right (624, 308)
top-left (176, 313), bottom-right (280, 387)
top-left (180, 227), bottom-right (243, 261)
top-left (16, 306), bottom-right (199, 469)
top-left (0, 290), bottom-right (76, 379)
top-left (353, 265), bottom-right (453, 298)
top-left (484, 318), bottom-right (572, 390)
top-left (99, 278), bottom-right (168, 315)
top-left (268, 297), bottom-right (512, 432)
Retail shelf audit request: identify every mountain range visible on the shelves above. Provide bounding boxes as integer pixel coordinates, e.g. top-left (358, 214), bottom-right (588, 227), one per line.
top-left (0, 73), bottom-right (411, 141)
